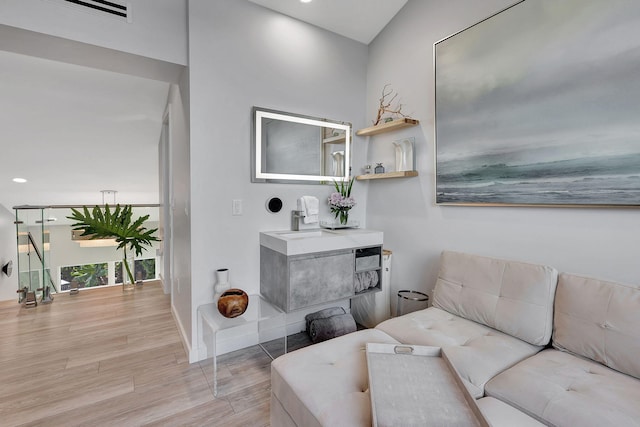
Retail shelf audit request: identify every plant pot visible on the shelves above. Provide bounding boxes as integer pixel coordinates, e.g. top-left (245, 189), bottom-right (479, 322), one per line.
top-left (122, 252), bottom-right (135, 292)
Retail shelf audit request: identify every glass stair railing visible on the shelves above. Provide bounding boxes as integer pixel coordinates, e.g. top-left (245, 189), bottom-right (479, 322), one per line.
top-left (15, 207), bottom-right (56, 306)
top-left (14, 204), bottom-right (161, 305)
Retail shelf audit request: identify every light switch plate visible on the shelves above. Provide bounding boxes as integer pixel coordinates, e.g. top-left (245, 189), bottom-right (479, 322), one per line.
top-left (232, 199), bottom-right (243, 216)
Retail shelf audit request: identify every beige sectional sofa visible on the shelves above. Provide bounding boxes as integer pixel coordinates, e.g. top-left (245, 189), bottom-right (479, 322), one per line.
top-left (270, 251), bottom-right (640, 426)
top-left (485, 273), bottom-right (640, 426)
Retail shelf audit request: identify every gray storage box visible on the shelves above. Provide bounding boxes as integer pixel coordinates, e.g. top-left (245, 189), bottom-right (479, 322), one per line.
top-left (356, 255), bottom-right (380, 271)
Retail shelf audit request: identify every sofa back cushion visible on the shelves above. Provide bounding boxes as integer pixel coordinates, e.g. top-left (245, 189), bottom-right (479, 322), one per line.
top-left (433, 251), bottom-right (558, 346)
top-left (553, 273), bottom-right (640, 380)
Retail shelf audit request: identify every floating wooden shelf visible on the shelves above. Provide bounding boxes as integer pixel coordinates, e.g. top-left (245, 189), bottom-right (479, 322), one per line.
top-left (356, 171), bottom-right (419, 181)
top-left (322, 135), bottom-right (346, 144)
top-left (356, 118), bottom-right (419, 136)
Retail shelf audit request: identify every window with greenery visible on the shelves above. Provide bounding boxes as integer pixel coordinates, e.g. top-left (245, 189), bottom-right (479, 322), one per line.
top-left (60, 263), bottom-right (108, 289)
top-left (115, 258), bottom-right (156, 284)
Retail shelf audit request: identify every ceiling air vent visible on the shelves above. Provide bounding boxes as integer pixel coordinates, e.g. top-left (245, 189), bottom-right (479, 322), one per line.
top-left (47, 0), bottom-right (132, 23)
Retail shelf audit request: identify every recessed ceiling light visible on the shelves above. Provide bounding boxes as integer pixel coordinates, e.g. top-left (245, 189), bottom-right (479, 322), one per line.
top-left (300, 0), bottom-right (312, 3)
top-left (12, 178), bottom-right (27, 183)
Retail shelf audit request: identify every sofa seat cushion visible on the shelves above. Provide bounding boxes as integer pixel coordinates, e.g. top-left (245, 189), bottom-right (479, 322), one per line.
top-left (485, 349), bottom-right (640, 427)
top-left (376, 307), bottom-right (543, 398)
top-left (553, 273), bottom-right (640, 380)
top-left (434, 251), bottom-right (558, 346)
top-left (476, 397), bottom-right (545, 427)
top-left (271, 329), bottom-right (399, 427)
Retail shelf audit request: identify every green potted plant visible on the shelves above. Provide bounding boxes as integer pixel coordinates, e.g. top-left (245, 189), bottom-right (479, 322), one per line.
top-left (67, 204), bottom-right (160, 291)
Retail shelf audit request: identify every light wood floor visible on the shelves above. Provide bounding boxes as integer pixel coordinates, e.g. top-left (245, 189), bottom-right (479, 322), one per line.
top-left (0, 281), bottom-right (306, 427)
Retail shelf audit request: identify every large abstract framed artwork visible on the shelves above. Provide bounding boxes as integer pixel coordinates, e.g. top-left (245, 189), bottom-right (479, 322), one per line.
top-left (434, 0), bottom-right (640, 206)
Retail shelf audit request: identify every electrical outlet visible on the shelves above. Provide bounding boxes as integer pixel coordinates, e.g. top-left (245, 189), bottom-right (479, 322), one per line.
top-left (232, 199), bottom-right (243, 216)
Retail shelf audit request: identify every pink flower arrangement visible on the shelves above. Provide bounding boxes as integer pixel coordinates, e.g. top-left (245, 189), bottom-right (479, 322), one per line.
top-left (328, 178), bottom-right (355, 225)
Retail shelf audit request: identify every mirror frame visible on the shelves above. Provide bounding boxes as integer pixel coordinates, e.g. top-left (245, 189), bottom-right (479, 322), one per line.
top-left (251, 107), bottom-right (351, 183)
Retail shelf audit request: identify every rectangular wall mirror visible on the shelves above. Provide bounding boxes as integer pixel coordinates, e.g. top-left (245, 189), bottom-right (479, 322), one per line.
top-left (252, 107), bottom-right (351, 183)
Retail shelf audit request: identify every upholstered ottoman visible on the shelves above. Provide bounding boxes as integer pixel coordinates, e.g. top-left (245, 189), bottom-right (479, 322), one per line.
top-left (271, 329), bottom-right (399, 427)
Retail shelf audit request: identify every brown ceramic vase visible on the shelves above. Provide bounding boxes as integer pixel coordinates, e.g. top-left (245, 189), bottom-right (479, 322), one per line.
top-left (217, 288), bottom-right (249, 318)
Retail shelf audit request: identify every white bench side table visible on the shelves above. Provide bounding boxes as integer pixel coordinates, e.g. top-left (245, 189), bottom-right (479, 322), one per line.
top-left (198, 294), bottom-right (287, 396)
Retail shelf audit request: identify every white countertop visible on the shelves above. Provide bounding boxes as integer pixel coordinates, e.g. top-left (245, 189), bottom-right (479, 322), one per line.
top-left (260, 228), bottom-right (383, 256)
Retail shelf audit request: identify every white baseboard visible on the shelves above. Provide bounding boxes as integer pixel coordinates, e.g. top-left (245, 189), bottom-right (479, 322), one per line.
top-left (171, 302), bottom-right (196, 363)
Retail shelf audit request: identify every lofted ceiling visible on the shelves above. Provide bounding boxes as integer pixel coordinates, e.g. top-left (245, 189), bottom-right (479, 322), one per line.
top-left (248, 0), bottom-right (407, 44)
top-left (0, 50), bottom-right (170, 210)
top-left (0, 0), bottom-right (406, 211)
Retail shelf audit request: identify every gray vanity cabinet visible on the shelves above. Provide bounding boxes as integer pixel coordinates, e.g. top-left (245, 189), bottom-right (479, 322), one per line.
top-left (289, 251), bottom-right (354, 311)
top-left (260, 246), bottom-right (358, 312)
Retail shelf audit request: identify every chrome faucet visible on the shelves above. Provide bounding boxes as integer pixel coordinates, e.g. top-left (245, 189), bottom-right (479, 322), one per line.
top-left (291, 210), bottom-right (304, 231)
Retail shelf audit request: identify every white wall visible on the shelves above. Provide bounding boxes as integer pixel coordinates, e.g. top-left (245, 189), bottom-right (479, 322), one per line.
top-left (187, 0), bottom-right (368, 360)
top-left (0, 0), bottom-right (187, 66)
top-left (0, 204), bottom-right (18, 301)
top-left (366, 0), bottom-right (640, 307)
top-left (165, 71), bottom-right (193, 355)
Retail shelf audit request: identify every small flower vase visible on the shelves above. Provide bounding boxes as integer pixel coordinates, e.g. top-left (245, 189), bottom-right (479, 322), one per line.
top-left (214, 268), bottom-right (230, 295)
top-left (339, 209), bottom-right (349, 225)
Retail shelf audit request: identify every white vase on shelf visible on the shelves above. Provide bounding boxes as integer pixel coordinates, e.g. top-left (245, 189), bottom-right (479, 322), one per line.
top-left (393, 138), bottom-right (415, 172)
top-left (214, 268), bottom-right (230, 295)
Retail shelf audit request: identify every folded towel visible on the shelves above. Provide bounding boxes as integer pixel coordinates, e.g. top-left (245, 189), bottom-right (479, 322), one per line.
top-left (298, 196), bottom-right (319, 224)
top-left (303, 195), bottom-right (319, 214)
top-left (369, 270), bottom-right (379, 288)
top-left (309, 313), bottom-right (357, 343)
top-left (354, 272), bottom-right (365, 293)
top-left (305, 306), bottom-right (346, 332)
top-left (354, 270), bottom-right (379, 293)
